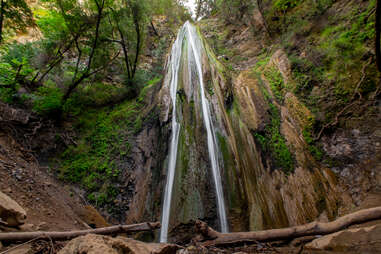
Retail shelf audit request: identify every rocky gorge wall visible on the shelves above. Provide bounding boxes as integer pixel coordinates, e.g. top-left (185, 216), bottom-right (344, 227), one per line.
top-left (155, 24), bottom-right (341, 239)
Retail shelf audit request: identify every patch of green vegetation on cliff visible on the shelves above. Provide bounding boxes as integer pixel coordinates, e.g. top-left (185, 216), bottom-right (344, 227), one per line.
top-left (290, 2), bottom-right (379, 164)
top-left (317, 0), bottom-right (378, 100)
top-left (264, 0), bottom-right (378, 100)
top-left (252, 54), bottom-right (286, 104)
top-left (207, 79), bottom-right (214, 95)
top-left (250, 67), bottom-right (295, 173)
top-left (267, 0), bottom-right (335, 36)
top-left (288, 56), bottom-right (323, 102)
top-left (254, 103), bottom-right (294, 174)
top-left (263, 66), bottom-right (285, 103)
top-left (252, 53), bottom-right (271, 73)
top-left (59, 81), bottom-right (157, 209)
top-left (302, 116), bottom-right (323, 161)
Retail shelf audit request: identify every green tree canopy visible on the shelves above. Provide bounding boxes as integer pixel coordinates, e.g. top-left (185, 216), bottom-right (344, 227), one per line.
top-left (0, 0), bottom-right (34, 43)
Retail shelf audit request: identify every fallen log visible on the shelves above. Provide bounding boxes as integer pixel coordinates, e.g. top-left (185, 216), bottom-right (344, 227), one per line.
top-left (0, 222), bottom-right (160, 243)
top-left (195, 206), bottom-right (381, 246)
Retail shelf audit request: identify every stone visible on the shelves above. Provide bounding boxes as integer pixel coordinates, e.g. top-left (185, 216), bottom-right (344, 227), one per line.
top-left (6, 243), bottom-right (32, 254)
top-left (37, 222), bottom-right (47, 230)
top-left (233, 71), bottom-right (269, 131)
top-left (305, 224), bottom-right (381, 252)
top-left (77, 205), bottom-right (109, 228)
top-left (269, 49), bottom-right (292, 84)
top-left (19, 223), bottom-right (35, 232)
top-left (58, 234), bottom-right (181, 254)
top-left (0, 191), bottom-right (27, 227)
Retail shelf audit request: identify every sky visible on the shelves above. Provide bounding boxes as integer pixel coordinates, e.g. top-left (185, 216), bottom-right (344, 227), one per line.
top-left (183, 0), bottom-right (197, 18)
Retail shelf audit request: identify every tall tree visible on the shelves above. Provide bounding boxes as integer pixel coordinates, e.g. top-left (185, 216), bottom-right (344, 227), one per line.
top-left (195, 0), bottom-right (216, 20)
top-left (376, 0), bottom-right (381, 73)
top-left (0, 0), bottom-right (33, 43)
top-left (61, 0), bottom-right (107, 102)
top-left (107, 0), bottom-right (148, 83)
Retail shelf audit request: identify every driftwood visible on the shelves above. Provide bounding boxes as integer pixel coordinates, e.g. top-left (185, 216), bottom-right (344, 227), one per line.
top-left (0, 222), bottom-right (160, 243)
top-left (195, 206), bottom-right (381, 246)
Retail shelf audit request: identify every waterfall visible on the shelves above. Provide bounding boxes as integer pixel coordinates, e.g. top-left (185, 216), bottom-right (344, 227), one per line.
top-left (159, 25), bottom-right (185, 243)
top-left (184, 22), bottom-right (228, 233)
top-left (160, 21), bottom-right (228, 243)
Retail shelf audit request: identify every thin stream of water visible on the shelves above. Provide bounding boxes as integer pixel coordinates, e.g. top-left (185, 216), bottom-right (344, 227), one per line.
top-left (185, 21), bottom-right (228, 234)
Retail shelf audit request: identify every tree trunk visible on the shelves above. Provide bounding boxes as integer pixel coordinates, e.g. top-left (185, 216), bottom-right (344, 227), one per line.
top-left (150, 20), bottom-right (159, 37)
top-left (117, 26), bottom-right (132, 80)
top-left (194, 206), bottom-right (381, 246)
top-left (376, 0), bottom-right (381, 72)
top-left (62, 0), bottom-right (104, 103)
top-left (131, 5), bottom-right (141, 79)
top-left (0, 0), bottom-right (4, 44)
top-left (0, 222), bottom-right (160, 243)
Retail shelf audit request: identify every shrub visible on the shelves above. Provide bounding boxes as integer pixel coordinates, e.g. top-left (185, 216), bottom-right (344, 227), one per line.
top-left (273, 0), bottom-right (301, 12)
top-left (33, 82), bottom-right (63, 116)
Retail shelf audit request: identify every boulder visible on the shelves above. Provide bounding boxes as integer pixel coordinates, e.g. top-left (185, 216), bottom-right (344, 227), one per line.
top-left (58, 234), bottom-right (181, 254)
top-left (305, 224), bottom-right (381, 252)
top-left (0, 192), bottom-right (26, 227)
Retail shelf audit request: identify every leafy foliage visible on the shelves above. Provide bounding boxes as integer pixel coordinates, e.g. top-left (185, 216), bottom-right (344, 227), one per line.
top-left (216, 0), bottom-right (254, 24)
top-left (0, 0), bottom-right (188, 119)
top-left (0, 0), bottom-right (34, 43)
top-left (33, 81), bottom-right (63, 116)
top-left (60, 81), bottom-right (157, 209)
top-left (0, 42), bottom-right (36, 102)
top-left (273, 0), bottom-right (300, 12)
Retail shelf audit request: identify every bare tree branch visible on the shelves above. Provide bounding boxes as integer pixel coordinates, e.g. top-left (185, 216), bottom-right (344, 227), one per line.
top-left (0, 222), bottom-right (160, 243)
top-left (194, 207), bottom-right (381, 246)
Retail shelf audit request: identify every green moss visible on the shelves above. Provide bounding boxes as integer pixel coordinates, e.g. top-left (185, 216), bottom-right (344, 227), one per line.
top-left (302, 126), bottom-right (323, 161)
top-left (252, 53), bottom-right (271, 74)
top-left (264, 66), bottom-right (285, 103)
top-left (137, 76), bottom-right (162, 103)
top-left (254, 103), bottom-right (294, 174)
top-left (134, 115), bottom-right (143, 134)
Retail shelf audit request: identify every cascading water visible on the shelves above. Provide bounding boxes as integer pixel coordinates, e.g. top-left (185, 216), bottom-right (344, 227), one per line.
top-left (159, 25), bottom-right (185, 243)
top-left (185, 22), bottom-right (228, 234)
top-left (160, 21), bottom-right (228, 243)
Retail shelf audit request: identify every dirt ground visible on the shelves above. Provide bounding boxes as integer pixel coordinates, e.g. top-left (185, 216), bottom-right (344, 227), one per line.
top-left (0, 132), bottom-right (92, 232)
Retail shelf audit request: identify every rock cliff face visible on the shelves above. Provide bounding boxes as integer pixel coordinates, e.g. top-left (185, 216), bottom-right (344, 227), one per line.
top-left (223, 50), bottom-right (339, 231)
top-left (130, 1), bottom-right (381, 236)
top-left (156, 25), bottom-right (340, 239)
